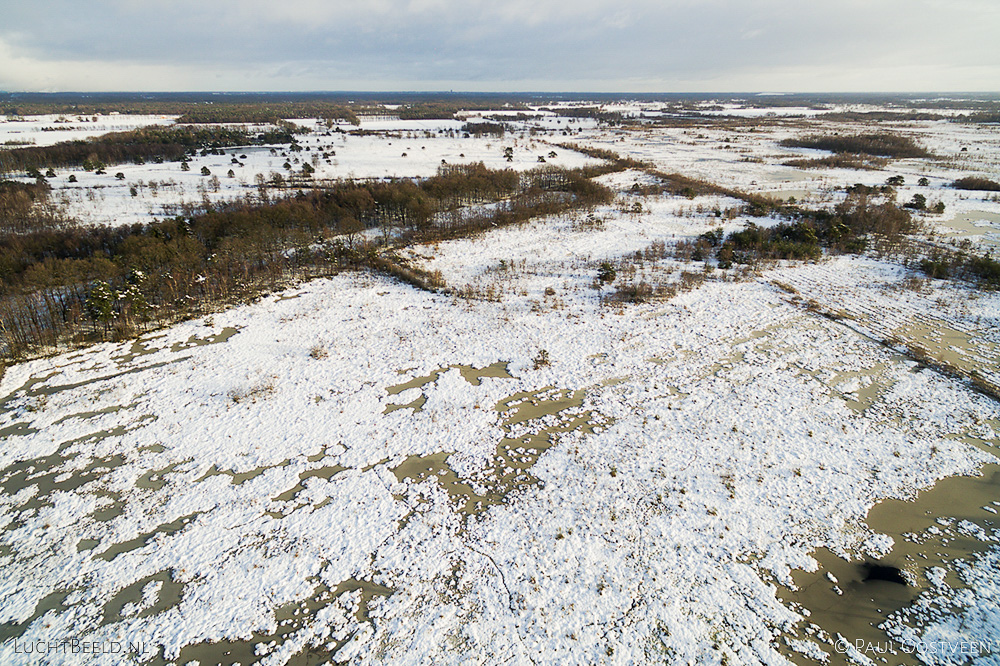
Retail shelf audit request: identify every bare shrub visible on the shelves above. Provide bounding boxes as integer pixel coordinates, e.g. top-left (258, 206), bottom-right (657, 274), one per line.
top-left (783, 154), bottom-right (888, 170)
top-left (228, 376), bottom-right (277, 404)
top-left (571, 212), bottom-right (606, 232)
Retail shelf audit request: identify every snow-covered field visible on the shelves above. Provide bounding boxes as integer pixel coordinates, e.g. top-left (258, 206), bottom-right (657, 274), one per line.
top-left (4, 117), bottom-right (600, 228)
top-left (0, 114), bottom-right (176, 148)
top-left (3, 100), bottom-right (1000, 665)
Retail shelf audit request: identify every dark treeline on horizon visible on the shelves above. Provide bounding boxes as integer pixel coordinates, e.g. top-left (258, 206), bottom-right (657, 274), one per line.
top-left (4, 91), bottom-right (1000, 117)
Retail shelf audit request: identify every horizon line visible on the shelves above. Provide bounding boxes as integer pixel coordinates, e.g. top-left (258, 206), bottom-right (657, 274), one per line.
top-left (4, 90), bottom-right (1000, 97)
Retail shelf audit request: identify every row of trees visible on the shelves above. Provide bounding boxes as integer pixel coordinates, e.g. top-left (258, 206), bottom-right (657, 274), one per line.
top-left (0, 164), bottom-right (613, 359)
top-left (1, 98), bottom-right (362, 122)
top-left (779, 133), bottom-right (931, 159)
top-left (177, 104), bottom-right (357, 125)
top-left (0, 125), bottom-right (304, 174)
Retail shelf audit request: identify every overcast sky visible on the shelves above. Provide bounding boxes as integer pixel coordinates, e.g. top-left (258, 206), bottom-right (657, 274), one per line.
top-left (1, 0), bottom-right (997, 93)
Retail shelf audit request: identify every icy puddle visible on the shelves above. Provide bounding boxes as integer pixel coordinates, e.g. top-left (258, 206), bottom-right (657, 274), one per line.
top-left (1, 417), bottom-right (156, 519)
top-left (779, 445), bottom-right (1000, 665)
top-left (0, 326), bottom-right (239, 424)
top-left (0, 325), bottom-right (248, 646)
top-left (383, 361), bottom-right (512, 413)
top-left (103, 325), bottom-right (240, 367)
top-left (937, 210), bottom-right (1000, 247)
top-left (393, 381), bottom-right (612, 518)
top-left (102, 570), bottom-right (186, 624)
top-left (140, 578), bottom-right (393, 666)
top-left (894, 316), bottom-right (1000, 389)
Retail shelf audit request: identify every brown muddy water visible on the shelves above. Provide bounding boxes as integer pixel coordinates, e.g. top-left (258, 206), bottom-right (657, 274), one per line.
top-left (938, 210), bottom-right (1000, 247)
top-left (691, 310), bottom-right (1000, 664)
top-left (140, 577), bottom-right (393, 666)
top-left (779, 453), bottom-right (1000, 665)
top-left (392, 384), bottom-right (611, 519)
top-left (383, 361), bottom-right (513, 414)
top-left (762, 308), bottom-right (1000, 664)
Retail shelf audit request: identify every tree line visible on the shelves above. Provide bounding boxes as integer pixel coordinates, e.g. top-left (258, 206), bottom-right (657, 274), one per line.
top-left (0, 124), bottom-right (306, 175)
top-left (0, 164), bottom-right (612, 359)
top-left (779, 133), bottom-right (931, 159)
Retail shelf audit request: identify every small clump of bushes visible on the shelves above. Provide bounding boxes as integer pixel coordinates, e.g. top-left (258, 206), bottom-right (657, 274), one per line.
top-left (951, 177), bottom-right (1000, 192)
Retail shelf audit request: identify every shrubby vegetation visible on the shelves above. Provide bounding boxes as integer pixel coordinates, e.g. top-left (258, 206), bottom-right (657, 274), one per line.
top-left (918, 250), bottom-right (1000, 287)
top-left (719, 221), bottom-right (823, 264)
top-left (779, 133), bottom-right (931, 159)
top-left (562, 143), bottom-right (919, 268)
top-left (0, 180), bottom-right (74, 234)
top-left (951, 176), bottom-right (1000, 191)
top-left (557, 144), bottom-right (744, 203)
top-left (702, 190), bottom-right (918, 269)
top-left (783, 154), bottom-right (888, 170)
top-left (602, 240), bottom-right (710, 304)
top-left (556, 143), bottom-right (651, 172)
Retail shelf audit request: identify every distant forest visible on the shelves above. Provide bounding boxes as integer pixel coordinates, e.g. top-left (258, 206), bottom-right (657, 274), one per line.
top-left (0, 93), bottom-right (536, 123)
top-left (4, 91), bottom-right (999, 119)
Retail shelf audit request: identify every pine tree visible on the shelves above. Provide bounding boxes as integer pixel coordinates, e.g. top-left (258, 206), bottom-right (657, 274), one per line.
top-left (86, 281), bottom-right (116, 337)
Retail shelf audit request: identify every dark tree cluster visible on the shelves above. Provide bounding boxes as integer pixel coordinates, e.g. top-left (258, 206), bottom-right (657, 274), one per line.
top-left (461, 122), bottom-right (506, 137)
top-left (783, 154), bottom-right (889, 170)
top-left (177, 105), bottom-right (358, 125)
top-left (0, 125), bottom-right (304, 174)
top-left (779, 133), bottom-right (931, 159)
top-left (919, 250), bottom-right (1000, 286)
top-left (0, 180), bottom-right (73, 234)
top-left (951, 176), bottom-right (1000, 191)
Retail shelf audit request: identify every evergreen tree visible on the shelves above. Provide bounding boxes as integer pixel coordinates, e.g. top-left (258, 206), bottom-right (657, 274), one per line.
top-left (86, 281), bottom-right (116, 336)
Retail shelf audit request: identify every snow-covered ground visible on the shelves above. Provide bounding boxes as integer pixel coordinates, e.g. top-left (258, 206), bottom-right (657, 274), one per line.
top-left (3, 101), bottom-right (1000, 665)
top-left (6, 116), bottom-right (600, 228)
top-left (0, 114), bottom-right (176, 148)
top-left (5, 105), bottom-right (999, 248)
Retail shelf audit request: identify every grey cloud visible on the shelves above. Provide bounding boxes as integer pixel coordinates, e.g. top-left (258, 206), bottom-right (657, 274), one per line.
top-left (0, 0), bottom-right (997, 91)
